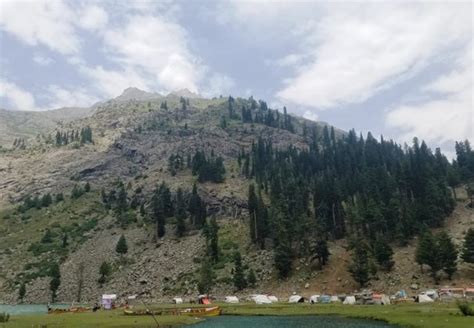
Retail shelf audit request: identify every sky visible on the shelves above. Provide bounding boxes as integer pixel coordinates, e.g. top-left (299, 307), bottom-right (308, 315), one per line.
top-left (0, 0), bottom-right (472, 157)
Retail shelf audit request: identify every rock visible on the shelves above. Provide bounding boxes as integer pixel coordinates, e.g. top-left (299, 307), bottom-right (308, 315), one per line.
top-left (305, 283), bottom-right (310, 289)
top-left (410, 283), bottom-right (418, 290)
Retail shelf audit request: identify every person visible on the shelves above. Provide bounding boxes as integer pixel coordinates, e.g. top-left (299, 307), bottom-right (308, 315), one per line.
top-left (92, 302), bottom-right (100, 312)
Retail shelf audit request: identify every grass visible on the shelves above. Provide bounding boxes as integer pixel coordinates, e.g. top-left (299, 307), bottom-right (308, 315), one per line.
top-left (3, 310), bottom-right (200, 328)
top-left (4, 302), bottom-right (473, 328)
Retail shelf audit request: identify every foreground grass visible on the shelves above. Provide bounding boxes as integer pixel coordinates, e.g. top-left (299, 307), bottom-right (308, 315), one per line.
top-left (3, 310), bottom-right (201, 328)
top-left (4, 302), bottom-right (472, 328)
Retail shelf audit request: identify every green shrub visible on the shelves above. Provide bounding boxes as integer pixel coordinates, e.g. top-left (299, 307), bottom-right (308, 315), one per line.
top-left (457, 301), bottom-right (474, 316)
top-left (0, 312), bottom-right (10, 322)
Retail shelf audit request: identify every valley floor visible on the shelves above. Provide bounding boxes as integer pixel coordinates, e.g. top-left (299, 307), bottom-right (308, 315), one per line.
top-left (4, 302), bottom-right (473, 328)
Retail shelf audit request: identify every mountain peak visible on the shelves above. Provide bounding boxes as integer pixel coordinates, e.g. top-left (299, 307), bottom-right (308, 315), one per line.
top-left (114, 87), bottom-right (162, 102)
top-left (169, 88), bottom-right (200, 99)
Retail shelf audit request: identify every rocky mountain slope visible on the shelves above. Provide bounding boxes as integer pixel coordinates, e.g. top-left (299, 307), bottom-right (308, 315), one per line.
top-left (0, 89), bottom-right (471, 304)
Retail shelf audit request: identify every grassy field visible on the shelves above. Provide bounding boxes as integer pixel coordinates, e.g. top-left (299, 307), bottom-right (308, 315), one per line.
top-left (3, 302), bottom-right (473, 328)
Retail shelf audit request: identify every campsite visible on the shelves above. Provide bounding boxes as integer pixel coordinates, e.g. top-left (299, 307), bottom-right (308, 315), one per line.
top-left (2, 288), bottom-right (473, 328)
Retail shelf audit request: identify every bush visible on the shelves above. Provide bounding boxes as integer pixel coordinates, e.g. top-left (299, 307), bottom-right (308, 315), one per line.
top-left (457, 301), bottom-right (474, 316)
top-left (0, 312), bottom-right (10, 322)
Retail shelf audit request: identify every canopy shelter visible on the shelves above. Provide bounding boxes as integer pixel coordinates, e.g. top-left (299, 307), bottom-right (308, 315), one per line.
top-left (101, 294), bottom-right (117, 310)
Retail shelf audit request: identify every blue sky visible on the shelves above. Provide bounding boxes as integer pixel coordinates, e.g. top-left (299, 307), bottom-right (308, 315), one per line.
top-left (0, 0), bottom-right (472, 156)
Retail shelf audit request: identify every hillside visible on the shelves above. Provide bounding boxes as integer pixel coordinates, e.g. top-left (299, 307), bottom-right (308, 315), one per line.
top-left (0, 89), bottom-right (472, 304)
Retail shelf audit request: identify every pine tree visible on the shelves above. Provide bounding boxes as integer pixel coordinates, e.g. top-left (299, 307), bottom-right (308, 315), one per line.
top-left (311, 239), bottom-right (330, 268)
top-left (115, 234), bottom-right (128, 256)
top-left (41, 193), bottom-right (52, 207)
top-left (437, 231), bottom-right (458, 279)
top-left (18, 282), bottom-right (26, 303)
top-left (373, 237), bottom-right (394, 271)
top-left (84, 182), bottom-right (91, 192)
top-left (274, 241), bottom-right (292, 278)
top-left (461, 228), bottom-right (474, 263)
top-left (232, 251), bottom-right (247, 290)
top-left (41, 229), bottom-right (53, 243)
top-left (197, 257), bottom-right (214, 295)
top-left (115, 182), bottom-right (128, 214)
top-left (208, 216), bottom-right (219, 263)
top-left (248, 184), bottom-right (258, 243)
top-left (55, 193), bottom-right (64, 203)
top-left (98, 261), bottom-right (112, 286)
top-left (49, 263), bottom-right (61, 302)
top-left (175, 188), bottom-right (186, 237)
top-left (348, 241), bottom-right (370, 287)
top-left (247, 268), bottom-right (257, 288)
top-left (415, 230), bottom-right (435, 274)
top-left (62, 233), bottom-right (69, 248)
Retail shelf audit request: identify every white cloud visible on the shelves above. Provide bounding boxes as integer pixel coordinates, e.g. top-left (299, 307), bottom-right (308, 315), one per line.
top-left (77, 65), bottom-right (150, 99)
top-left (386, 43), bottom-right (473, 146)
top-left (44, 85), bottom-right (99, 108)
top-left (0, 79), bottom-right (36, 110)
top-left (202, 73), bottom-right (235, 97)
top-left (102, 14), bottom-right (204, 93)
top-left (33, 54), bottom-right (54, 66)
top-left (0, 0), bottom-right (80, 54)
top-left (303, 110), bottom-right (319, 122)
top-left (275, 2), bottom-right (472, 109)
top-left (79, 5), bottom-right (108, 31)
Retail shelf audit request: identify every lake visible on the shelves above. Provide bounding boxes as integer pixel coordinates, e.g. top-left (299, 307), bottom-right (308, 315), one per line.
top-left (0, 304), bottom-right (70, 315)
top-left (191, 315), bottom-right (397, 327)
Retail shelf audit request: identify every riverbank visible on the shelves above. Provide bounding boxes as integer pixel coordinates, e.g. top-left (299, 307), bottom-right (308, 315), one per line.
top-left (2, 303), bottom-right (472, 327)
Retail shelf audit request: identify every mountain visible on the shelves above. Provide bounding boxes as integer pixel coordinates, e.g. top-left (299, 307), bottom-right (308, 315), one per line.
top-left (0, 106), bottom-right (95, 147)
top-left (113, 87), bottom-right (163, 102)
top-left (0, 90), bottom-right (472, 304)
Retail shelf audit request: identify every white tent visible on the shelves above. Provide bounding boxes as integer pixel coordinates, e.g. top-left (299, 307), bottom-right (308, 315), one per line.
top-left (173, 297), bottom-right (183, 304)
top-left (225, 296), bottom-right (239, 304)
top-left (381, 295), bottom-right (391, 305)
top-left (418, 294), bottom-right (434, 303)
top-left (268, 296), bottom-right (278, 303)
top-left (330, 296), bottom-right (340, 303)
top-left (421, 289), bottom-right (439, 300)
top-left (289, 295), bottom-right (304, 303)
top-left (252, 295), bottom-right (272, 304)
top-left (343, 296), bottom-right (356, 305)
top-left (309, 295), bottom-right (320, 304)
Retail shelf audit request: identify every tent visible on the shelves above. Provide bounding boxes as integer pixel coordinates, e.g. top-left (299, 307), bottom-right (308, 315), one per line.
top-left (252, 295), bottom-right (272, 304)
top-left (224, 296), bottom-right (239, 304)
top-left (330, 296), bottom-right (340, 303)
top-left (319, 295), bottom-right (331, 304)
top-left (268, 296), bottom-right (279, 303)
top-left (289, 295), bottom-right (305, 303)
top-left (309, 295), bottom-right (320, 304)
top-left (420, 289), bottom-right (439, 300)
top-left (101, 294), bottom-right (117, 310)
top-left (343, 296), bottom-right (356, 305)
top-left (417, 294), bottom-right (434, 303)
top-left (173, 298), bottom-right (183, 304)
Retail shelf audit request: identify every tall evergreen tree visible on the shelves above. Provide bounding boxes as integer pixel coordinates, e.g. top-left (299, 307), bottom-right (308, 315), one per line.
top-left (437, 231), bottom-right (458, 279)
top-left (232, 251), bottom-right (247, 290)
top-left (197, 257), bottom-right (214, 295)
top-left (115, 234), bottom-right (128, 256)
top-left (373, 237), bottom-right (394, 271)
top-left (348, 241), bottom-right (370, 287)
top-left (175, 188), bottom-right (186, 237)
top-left (49, 263), bottom-right (61, 302)
top-left (461, 228), bottom-right (474, 264)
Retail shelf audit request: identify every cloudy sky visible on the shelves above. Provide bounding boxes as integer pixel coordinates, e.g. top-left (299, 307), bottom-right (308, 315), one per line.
top-left (0, 0), bottom-right (472, 155)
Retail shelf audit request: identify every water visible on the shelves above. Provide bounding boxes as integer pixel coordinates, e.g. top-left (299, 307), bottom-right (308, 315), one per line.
top-left (0, 304), bottom-right (71, 315)
top-left (191, 315), bottom-right (396, 327)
